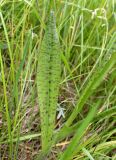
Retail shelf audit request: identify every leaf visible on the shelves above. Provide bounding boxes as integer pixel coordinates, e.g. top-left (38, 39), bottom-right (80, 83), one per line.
top-left (65, 52), bottom-right (116, 127)
top-left (56, 105), bottom-right (116, 142)
top-left (13, 31), bottom-right (32, 107)
top-left (37, 10), bottom-right (61, 154)
top-left (59, 102), bottom-right (99, 160)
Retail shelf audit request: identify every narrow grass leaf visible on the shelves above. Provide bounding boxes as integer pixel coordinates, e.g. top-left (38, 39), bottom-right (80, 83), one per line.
top-left (59, 102), bottom-right (99, 160)
top-left (82, 148), bottom-right (95, 160)
top-left (0, 11), bottom-right (14, 82)
top-left (56, 105), bottom-right (116, 142)
top-left (0, 50), bottom-right (12, 157)
top-left (13, 32), bottom-right (32, 130)
top-left (13, 31), bottom-right (31, 106)
top-left (65, 52), bottom-right (116, 126)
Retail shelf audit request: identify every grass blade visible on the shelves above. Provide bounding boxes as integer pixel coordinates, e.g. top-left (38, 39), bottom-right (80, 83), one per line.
top-left (0, 11), bottom-right (14, 82)
top-left (13, 32), bottom-right (32, 131)
top-left (0, 50), bottom-right (12, 157)
top-left (56, 105), bottom-right (116, 142)
top-left (65, 52), bottom-right (116, 126)
top-left (59, 102), bottom-right (99, 160)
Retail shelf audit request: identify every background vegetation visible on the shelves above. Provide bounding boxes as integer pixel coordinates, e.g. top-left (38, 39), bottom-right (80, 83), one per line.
top-left (0, 0), bottom-right (116, 159)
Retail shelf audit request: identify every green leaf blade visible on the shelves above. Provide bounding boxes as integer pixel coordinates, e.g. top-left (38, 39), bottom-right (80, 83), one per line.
top-left (59, 102), bottom-right (99, 160)
top-left (66, 52), bottom-right (116, 127)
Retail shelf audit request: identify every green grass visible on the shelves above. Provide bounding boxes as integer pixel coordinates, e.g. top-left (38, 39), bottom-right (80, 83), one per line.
top-left (0, 0), bottom-right (116, 160)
